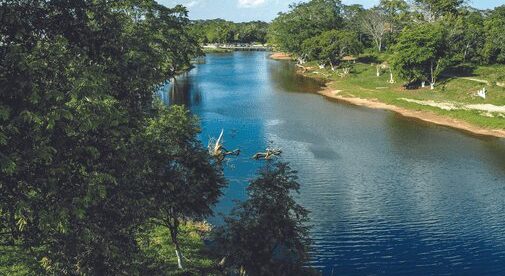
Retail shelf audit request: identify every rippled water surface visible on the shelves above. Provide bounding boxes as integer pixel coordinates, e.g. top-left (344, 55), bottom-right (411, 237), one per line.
top-left (160, 51), bottom-right (505, 275)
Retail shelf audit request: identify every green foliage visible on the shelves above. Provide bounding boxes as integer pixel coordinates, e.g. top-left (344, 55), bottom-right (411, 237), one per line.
top-left (214, 162), bottom-right (313, 276)
top-left (445, 11), bottom-right (485, 63)
top-left (302, 30), bottom-right (362, 65)
top-left (189, 19), bottom-right (268, 44)
top-left (0, 0), bottom-right (222, 274)
top-left (142, 104), bottom-right (225, 269)
top-left (268, 0), bottom-right (504, 69)
top-left (411, 0), bottom-right (464, 22)
top-left (390, 23), bottom-right (450, 86)
top-left (137, 222), bottom-right (219, 275)
top-left (268, 0), bottom-right (344, 55)
top-left (483, 6), bottom-right (505, 64)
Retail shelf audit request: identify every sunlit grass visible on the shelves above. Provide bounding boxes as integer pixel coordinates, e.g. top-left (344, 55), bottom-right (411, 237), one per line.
top-left (303, 62), bottom-right (505, 130)
top-left (137, 221), bottom-right (219, 275)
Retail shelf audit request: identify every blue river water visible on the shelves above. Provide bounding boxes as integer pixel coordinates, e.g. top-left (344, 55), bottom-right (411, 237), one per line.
top-left (159, 51), bottom-right (505, 275)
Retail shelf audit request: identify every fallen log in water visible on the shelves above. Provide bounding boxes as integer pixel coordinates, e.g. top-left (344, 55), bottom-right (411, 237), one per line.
top-left (208, 129), bottom-right (240, 162)
top-left (253, 148), bottom-right (282, 160)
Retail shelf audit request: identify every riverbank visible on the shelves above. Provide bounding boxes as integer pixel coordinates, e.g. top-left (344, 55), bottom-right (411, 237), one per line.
top-left (268, 53), bottom-right (505, 138)
top-left (269, 52), bottom-right (293, 60)
top-left (319, 84), bottom-right (505, 138)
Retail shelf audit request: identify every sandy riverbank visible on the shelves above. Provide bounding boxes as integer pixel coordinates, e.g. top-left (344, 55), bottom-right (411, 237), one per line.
top-left (318, 84), bottom-right (505, 138)
top-left (269, 52), bottom-right (293, 60)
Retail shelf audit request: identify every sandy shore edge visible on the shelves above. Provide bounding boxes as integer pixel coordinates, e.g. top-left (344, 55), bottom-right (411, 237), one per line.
top-left (269, 52), bottom-right (293, 60)
top-left (318, 84), bottom-right (505, 138)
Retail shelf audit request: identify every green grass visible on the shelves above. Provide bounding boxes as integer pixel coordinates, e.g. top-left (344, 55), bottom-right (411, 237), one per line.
top-left (137, 221), bottom-right (220, 275)
top-left (303, 62), bottom-right (505, 130)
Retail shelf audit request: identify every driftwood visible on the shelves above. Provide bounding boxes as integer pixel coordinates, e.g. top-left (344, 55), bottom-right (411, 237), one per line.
top-left (208, 130), bottom-right (240, 162)
top-left (253, 148), bottom-right (282, 160)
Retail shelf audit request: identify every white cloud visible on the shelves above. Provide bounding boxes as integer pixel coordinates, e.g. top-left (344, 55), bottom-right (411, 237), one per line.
top-left (238, 0), bottom-right (266, 8)
top-left (185, 0), bottom-right (200, 7)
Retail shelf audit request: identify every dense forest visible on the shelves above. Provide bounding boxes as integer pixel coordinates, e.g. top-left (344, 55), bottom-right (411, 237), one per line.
top-left (0, 1), bottom-right (311, 275)
top-left (190, 19), bottom-right (269, 44)
top-left (268, 0), bottom-right (505, 88)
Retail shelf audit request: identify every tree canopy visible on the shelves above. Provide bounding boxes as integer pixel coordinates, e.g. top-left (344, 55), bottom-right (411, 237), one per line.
top-left (301, 30), bottom-right (362, 66)
top-left (268, 0), bottom-right (344, 55)
top-left (189, 19), bottom-right (269, 44)
top-left (268, 0), bottom-right (505, 88)
top-left (0, 0), bottom-right (223, 274)
top-left (483, 6), bottom-right (505, 64)
top-left (214, 162), bottom-right (313, 276)
top-left (390, 23), bottom-right (450, 88)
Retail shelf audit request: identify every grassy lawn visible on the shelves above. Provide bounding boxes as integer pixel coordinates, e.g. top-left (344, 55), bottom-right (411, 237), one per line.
top-left (303, 62), bottom-right (505, 130)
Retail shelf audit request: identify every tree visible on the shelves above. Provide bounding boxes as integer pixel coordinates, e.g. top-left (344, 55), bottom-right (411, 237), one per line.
top-left (358, 8), bottom-right (391, 52)
top-left (301, 30), bottom-right (362, 69)
top-left (143, 104), bottom-right (225, 270)
top-left (0, 0), bottom-right (205, 274)
top-left (391, 23), bottom-right (450, 89)
top-left (214, 162), bottom-right (313, 276)
top-left (235, 21), bottom-right (269, 44)
top-left (409, 0), bottom-right (464, 22)
top-left (342, 4), bottom-right (366, 38)
top-left (268, 0), bottom-right (344, 55)
top-left (379, 0), bottom-right (411, 45)
top-left (483, 5), bottom-right (505, 64)
top-left (445, 10), bottom-right (485, 63)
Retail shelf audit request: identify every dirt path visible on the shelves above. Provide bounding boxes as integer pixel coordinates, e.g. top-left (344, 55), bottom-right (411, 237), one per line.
top-left (399, 98), bottom-right (505, 115)
top-left (460, 77), bottom-right (491, 85)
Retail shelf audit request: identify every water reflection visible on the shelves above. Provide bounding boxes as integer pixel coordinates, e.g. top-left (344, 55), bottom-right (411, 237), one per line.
top-left (162, 52), bottom-right (505, 275)
top-left (268, 59), bottom-right (324, 93)
top-left (159, 73), bottom-right (202, 107)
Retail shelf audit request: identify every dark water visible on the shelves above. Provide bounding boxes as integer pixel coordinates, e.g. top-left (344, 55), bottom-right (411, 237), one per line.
top-left (159, 51), bottom-right (505, 275)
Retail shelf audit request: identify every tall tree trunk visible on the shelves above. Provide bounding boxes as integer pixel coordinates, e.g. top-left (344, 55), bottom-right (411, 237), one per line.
top-left (430, 60), bottom-right (435, 90)
top-left (168, 218), bottom-right (184, 269)
top-left (174, 242), bottom-right (184, 270)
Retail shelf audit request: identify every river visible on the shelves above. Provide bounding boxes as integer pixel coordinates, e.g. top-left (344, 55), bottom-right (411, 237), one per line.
top-left (159, 51), bottom-right (505, 275)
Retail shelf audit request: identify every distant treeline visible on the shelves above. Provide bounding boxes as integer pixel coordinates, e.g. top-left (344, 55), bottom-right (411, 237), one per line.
top-left (189, 19), bottom-right (269, 44)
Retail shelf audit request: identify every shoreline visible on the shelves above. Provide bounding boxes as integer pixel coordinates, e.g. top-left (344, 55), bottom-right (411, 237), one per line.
top-left (268, 51), bottom-right (505, 138)
top-left (318, 84), bottom-right (505, 138)
top-left (269, 52), bottom-right (293, 60)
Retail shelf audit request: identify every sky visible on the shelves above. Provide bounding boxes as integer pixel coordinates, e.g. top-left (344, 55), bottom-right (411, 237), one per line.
top-left (158, 0), bottom-right (505, 22)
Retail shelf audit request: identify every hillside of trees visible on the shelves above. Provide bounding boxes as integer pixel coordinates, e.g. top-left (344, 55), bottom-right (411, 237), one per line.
top-left (268, 0), bottom-right (505, 88)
